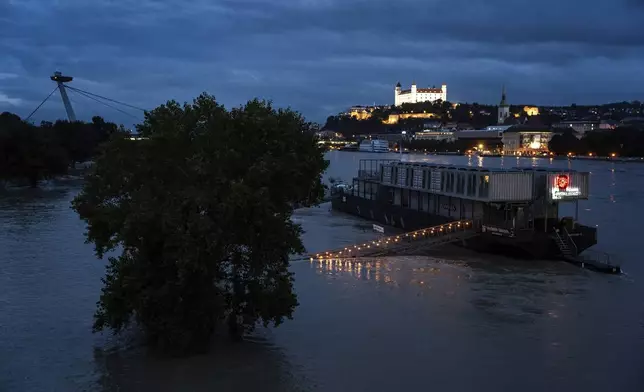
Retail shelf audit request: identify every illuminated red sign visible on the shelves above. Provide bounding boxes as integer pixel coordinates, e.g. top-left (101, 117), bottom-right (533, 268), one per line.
top-left (556, 174), bottom-right (569, 191)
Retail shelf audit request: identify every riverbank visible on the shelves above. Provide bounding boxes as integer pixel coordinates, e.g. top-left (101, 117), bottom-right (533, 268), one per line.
top-left (411, 151), bottom-right (644, 163)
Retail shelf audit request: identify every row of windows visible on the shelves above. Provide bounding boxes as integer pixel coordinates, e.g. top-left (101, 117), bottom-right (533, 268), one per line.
top-left (384, 168), bottom-right (490, 198)
top-left (440, 171), bottom-right (489, 198)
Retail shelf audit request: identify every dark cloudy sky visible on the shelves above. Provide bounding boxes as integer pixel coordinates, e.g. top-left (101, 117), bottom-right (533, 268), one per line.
top-left (1, 0), bottom-right (644, 126)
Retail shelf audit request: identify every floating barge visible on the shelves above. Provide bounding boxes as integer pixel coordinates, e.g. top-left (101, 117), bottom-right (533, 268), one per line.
top-left (332, 159), bottom-right (620, 273)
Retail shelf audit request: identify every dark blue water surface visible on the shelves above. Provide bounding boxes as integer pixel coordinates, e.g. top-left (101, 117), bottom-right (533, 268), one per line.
top-left (1, 153), bottom-right (643, 391)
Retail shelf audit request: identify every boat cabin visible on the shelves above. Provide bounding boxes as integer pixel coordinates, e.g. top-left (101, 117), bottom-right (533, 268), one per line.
top-left (350, 159), bottom-right (590, 235)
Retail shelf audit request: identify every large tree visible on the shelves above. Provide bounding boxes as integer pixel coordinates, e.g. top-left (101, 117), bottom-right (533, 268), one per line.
top-left (72, 94), bottom-right (328, 355)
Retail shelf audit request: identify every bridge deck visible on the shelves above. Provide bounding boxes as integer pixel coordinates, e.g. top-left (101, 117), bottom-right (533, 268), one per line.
top-left (310, 220), bottom-right (477, 260)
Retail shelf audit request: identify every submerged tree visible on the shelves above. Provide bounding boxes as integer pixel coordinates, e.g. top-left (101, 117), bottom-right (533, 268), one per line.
top-left (0, 112), bottom-right (68, 186)
top-left (72, 94), bottom-right (328, 355)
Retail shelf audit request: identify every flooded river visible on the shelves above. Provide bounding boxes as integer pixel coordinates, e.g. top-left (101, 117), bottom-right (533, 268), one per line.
top-left (1, 152), bottom-right (643, 391)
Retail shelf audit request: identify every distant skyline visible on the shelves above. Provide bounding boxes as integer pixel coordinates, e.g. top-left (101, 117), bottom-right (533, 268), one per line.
top-left (1, 0), bottom-right (644, 126)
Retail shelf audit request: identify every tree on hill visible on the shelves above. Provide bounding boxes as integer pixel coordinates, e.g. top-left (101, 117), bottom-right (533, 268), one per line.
top-left (71, 94), bottom-right (329, 355)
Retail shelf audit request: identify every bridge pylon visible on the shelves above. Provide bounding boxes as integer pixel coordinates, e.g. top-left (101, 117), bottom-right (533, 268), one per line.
top-left (50, 71), bottom-right (77, 121)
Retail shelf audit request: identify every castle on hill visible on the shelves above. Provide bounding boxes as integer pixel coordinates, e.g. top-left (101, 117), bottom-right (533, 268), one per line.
top-left (394, 82), bottom-right (447, 106)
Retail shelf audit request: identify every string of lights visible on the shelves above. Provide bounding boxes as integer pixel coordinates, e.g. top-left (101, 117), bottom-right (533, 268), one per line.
top-left (311, 220), bottom-right (473, 261)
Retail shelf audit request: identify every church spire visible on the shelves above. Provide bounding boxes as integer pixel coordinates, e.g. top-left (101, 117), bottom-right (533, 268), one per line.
top-left (500, 85), bottom-right (508, 107)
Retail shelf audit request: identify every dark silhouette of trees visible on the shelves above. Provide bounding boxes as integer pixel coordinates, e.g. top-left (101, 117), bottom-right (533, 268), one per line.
top-left (548, 129), bottom-right (582, 155)
top-left (0, 111), bottom-right (125, 186)
top-left (0, 112), bottom-right (68, 186)
top-left (549, 127), bottom-right (644, 156)
top-left (71, 94), bottom-right (328, 355)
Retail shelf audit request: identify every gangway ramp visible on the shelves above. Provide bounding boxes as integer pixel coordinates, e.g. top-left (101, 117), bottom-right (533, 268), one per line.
top-left (310, 220), bottom-right (477, 260)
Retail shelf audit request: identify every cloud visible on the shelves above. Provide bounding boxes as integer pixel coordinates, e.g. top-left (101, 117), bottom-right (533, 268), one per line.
top-left (0, 92), bottom-right (23, 106)
top-left (1, 0), bottom-right (643, 125)
top-left (0, 73), bottom-right (19, 80)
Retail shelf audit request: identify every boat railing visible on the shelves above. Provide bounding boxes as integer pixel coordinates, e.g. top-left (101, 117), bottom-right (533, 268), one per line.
top-left (578, 249), bottom-right (615, 266)
top-left (562, 227), bottom-right (578, 256)
top-left (357, 170), bottom-right (381, 180)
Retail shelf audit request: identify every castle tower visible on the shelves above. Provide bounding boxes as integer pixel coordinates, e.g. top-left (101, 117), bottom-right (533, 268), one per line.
top-left (411, 81), bottom-right (417, 103)
top-left (394, 82), bottom-right (401, 106)
top-left (441, 84), bottom-right (447, 102)
top-left (498, 85), bottom-right (510, 125)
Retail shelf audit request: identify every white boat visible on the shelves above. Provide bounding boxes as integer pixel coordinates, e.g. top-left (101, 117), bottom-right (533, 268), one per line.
top-left (359, 139), bottom-right (389, 153)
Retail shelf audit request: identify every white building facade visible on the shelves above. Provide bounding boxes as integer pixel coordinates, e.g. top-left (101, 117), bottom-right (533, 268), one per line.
top-left (414, 130), bottom-right (456, 142)
top-left (395, 82), bottom-right (447, 106)
top-left (553, 120), bottom-right (599, 138)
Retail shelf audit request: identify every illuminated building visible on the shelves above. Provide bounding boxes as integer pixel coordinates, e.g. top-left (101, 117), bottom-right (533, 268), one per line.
top-left (414, 130), bottom-right (456, 142)
top-left (383, 112), bottom-right (438, 124)
top-left (553, 120), bottom-right (599, 138)
top-left (501, 125), bottom-right (553, 155)
top-left (395, 82), bottom-right (447, 106)
top-left (348, 106), bottom-right (373, 120)
top-left (524, 106), bottom-right (539, 116)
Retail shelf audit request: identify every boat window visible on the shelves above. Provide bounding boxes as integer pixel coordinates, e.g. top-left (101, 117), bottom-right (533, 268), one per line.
top-left (467, 174), bottom-right (477, 197)
top-left (456, 173), bottom-right (465, 194)
top-left (479, 175), bottom-right (489, 198)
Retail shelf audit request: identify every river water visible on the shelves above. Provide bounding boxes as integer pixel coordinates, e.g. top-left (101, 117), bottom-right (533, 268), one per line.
top-left (1, 152), bottom-right (643, 391)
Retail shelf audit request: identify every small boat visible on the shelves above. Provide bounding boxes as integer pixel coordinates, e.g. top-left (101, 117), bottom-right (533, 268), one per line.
top-left (359, 139), bottom-right (389, 153)
top-left (329, 182), bottom-right (353, 196)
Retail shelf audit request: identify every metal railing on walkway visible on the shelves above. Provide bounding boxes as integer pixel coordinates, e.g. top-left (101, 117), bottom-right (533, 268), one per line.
top-left (578, 249), bottom-right (617, 266)
top-left (310, 219), bottom-right (477, 260)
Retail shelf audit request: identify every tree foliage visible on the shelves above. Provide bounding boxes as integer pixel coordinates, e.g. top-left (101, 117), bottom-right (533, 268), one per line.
top-left (0, 112), bottom-right (68, 186)
top-left (71, 94), bottom-right (329, 355)
top-left (0, 112), bottom-right (122, 186)
top-left (549, 126), bottom-right (644, 156)
top-left (548, 129), bottom-right (582, 155)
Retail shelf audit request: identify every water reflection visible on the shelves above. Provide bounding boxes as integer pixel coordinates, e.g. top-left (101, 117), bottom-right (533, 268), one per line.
top-left (92, 333), bottom-right (309, 392)
top-left (307, 253), bottom-right (594, 329)
top-left (0, 186), bottom-right (72, 232)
